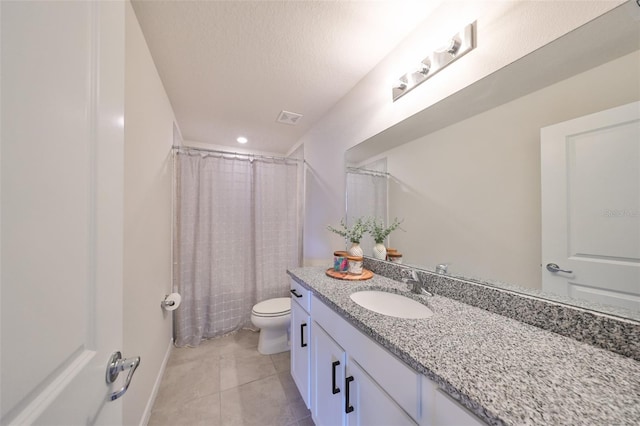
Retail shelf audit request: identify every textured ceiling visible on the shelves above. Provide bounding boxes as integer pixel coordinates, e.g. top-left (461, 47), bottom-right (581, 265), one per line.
top-left (131, 0), bottom-right (441, 154)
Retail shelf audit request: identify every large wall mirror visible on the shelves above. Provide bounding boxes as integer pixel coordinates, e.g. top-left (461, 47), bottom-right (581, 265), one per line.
top-left (346, 2), bottom-right (640, 321)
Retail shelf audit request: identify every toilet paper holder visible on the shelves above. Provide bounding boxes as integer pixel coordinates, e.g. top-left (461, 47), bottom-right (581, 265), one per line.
top-left (161, 293), bottom-right (181, 311)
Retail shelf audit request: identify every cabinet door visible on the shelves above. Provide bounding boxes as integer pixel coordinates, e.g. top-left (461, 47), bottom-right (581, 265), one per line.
top-left (432, 389), bottom-right (486, 426)
top-left (312, 323), bottom-right (346, 426)
top-left (291, 300), bottom-right (311, 408)
top-left (346, 357), bottom-right (417, 426)
top-left (313, 295), bottom-right (420, 420)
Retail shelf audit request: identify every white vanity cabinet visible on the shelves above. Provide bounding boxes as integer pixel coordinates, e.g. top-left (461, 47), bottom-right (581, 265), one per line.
top-left (421, 377), bottom-right (486, 426)
top-left (289, 281), bottom-right (487, 426)
top-left (312, 322), bottom-right (416, 426)
top-left (311, 324), bottom-right (345, 426)
top-left (290, 279), bottom-right (311, 408)
top-left (311, 295), bottom-right (418, 426)
top-left (344, 355), bottom-right (417, 426)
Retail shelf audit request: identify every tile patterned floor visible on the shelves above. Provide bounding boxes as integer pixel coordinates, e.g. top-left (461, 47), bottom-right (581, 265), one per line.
top-left (148, 330), bottom-right (314, 426)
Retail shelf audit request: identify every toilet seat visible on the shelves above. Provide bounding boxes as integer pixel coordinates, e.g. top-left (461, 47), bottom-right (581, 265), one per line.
top-left (251, 297), bottom-right (290, 317)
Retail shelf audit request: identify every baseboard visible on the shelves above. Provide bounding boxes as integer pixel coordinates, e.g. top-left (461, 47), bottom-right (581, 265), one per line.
top-left (139, 338), bottom-right (173, 426)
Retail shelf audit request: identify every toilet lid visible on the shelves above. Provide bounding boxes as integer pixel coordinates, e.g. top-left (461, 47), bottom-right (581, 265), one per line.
top-left (252, 297), bottom-right (291, 317)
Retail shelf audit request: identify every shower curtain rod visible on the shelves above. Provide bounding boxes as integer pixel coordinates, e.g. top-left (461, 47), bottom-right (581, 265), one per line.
top-left (172, 145), bottom-right (303, 163)
top-left (346, 166), bottom-right (390, 178)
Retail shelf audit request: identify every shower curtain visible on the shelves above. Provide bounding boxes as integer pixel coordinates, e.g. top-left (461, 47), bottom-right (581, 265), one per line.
top-left (346, 164), bottom-right (388, 254)
top-left (173, 151), bottom-right (301, 347)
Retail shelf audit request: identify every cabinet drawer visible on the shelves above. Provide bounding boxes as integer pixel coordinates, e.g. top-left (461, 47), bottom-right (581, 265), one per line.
top-left (290, 277), bottom-right (311, 312)
top-left (312, 295), bottom-right (420, 421)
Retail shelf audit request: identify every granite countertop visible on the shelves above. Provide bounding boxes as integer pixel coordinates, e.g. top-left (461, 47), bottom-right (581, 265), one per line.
top-left (287, 266), bottom-right (640, 426)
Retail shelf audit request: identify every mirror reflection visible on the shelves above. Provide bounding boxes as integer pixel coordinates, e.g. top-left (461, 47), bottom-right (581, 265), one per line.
top-left (346, 3), bottom-right (640, 320)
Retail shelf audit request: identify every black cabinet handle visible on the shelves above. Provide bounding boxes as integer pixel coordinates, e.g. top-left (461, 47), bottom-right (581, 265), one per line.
top-left (332, 361), bottom-right (341, 394)
top-left (345, 376), bottom-right (354, 413)
top-left (290, 289), bottom-right (303, 298)
top-left (300, 323), bottom-right (307, 348)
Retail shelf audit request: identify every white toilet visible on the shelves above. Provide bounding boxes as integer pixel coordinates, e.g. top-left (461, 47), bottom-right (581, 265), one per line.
top-left (251, 297), bottom-right (291, 355)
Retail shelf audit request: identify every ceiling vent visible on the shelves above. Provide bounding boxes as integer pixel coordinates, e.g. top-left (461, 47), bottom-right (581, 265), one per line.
top-left (276, 110), bottom-right (303, 125)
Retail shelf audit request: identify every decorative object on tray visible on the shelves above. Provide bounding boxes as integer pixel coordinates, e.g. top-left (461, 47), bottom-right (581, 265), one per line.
top-left (367, 217), bottom-right (403, 260)
top-left (327, 217), bottom-right (368, 257)
top-left (386, 248), bottom-right (397, 260)
top-left (325, 268), bottom-right (374, 281)
top-left (387, 251), bottom-right (403, 264)
top-left (347, 255), bottom-right (363, 275)
top-left (333, 251), bottom-right (349, 272)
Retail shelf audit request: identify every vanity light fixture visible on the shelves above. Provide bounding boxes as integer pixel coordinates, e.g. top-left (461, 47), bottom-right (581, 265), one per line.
top-left (393, 80), bottom-right (408, 91)
top-left (392, 21), bottom-right (476, 102)
top-left (439, 38), bottom-right (462, 55)
top-left (236, 136), bottom-right (248, 144)
top-left (417, 60), bottom-right (431, 75)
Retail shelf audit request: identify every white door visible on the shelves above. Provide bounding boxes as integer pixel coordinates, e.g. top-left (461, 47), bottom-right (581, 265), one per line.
top-left (541, 101), bottom-right (640, 312)
top-left (1, 1), bottom-right (130, 424)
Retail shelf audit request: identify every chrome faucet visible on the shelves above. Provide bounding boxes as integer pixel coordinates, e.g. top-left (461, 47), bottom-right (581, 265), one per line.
top-left (403, 270), bottom-right (432, 296)
top-left (435, 263), bottom-right (449, 275)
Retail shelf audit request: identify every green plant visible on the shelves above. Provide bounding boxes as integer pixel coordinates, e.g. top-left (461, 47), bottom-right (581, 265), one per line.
top-left (327, 217), bottom-right (368, 244)
top-left (368, 217), bottom-right (403, 244)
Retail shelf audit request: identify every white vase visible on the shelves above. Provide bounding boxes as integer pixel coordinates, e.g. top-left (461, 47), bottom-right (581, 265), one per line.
top-left (372, 243), bottom-right (387, 260)
top-left (347, 242), bottom-right (363, 258)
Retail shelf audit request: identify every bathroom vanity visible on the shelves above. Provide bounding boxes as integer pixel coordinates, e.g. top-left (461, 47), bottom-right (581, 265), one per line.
top-left (288, 267), bottom-right (640, 426)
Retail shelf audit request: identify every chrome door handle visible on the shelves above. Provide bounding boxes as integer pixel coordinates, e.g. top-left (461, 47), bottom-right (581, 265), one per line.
top-left (106, 351), bottom-right (141, 401)
top-left (546, 263), bottom-right (573, 274)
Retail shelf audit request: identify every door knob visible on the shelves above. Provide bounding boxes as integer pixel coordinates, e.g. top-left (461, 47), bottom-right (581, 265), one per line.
top-left (106, 351), bottom-right (141, 401)
top-left (546, 263), bottom-right (573, 274)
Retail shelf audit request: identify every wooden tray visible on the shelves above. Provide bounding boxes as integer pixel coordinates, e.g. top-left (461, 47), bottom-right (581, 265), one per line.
top-left (325, 268), bottom-right (373, 281)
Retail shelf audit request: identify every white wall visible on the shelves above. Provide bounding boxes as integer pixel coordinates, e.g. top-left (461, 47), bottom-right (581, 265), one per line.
top-left (124, 2), bottom-right (175, 424)
top-left (383, 50), bottom-right (640, 289)
top-left (298, 0), bottom-right (624, 265)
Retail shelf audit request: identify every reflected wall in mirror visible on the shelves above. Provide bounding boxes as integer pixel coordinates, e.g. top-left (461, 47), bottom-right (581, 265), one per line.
top-left (346, 3), bottom-right (640, 320)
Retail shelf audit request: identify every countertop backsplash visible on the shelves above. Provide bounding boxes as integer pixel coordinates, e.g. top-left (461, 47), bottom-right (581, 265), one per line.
top-left (363, 257), bottom-right (640, 361)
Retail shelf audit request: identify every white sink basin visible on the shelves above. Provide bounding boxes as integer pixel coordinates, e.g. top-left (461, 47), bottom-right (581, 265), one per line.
top-left (350, 291), bottom-right (434, 319)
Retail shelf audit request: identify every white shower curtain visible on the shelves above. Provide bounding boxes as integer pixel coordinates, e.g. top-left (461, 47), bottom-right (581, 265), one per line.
top-left (173, 152), bottom-right (301, 347)
top-left (346, 163), bottom-right (388, 254)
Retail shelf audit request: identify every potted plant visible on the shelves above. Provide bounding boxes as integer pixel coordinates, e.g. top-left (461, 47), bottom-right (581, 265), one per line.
top-left (327, 217), bottom-right (368, 257)
top-left (368, 217), bottom-right (403, 260)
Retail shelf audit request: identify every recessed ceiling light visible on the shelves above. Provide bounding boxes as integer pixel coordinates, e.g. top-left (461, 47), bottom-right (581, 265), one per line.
top-left (237, 136), bottom-right (248, 144)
